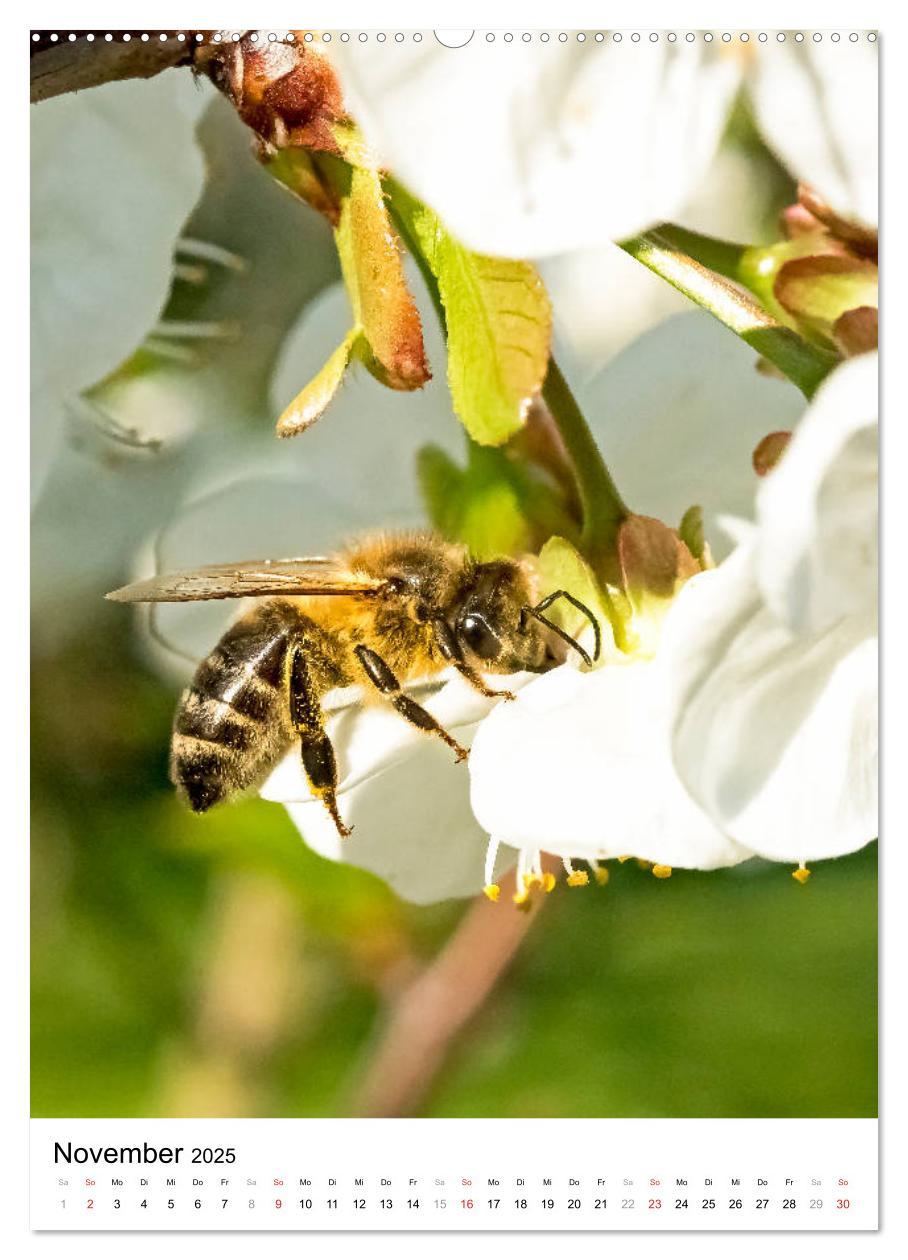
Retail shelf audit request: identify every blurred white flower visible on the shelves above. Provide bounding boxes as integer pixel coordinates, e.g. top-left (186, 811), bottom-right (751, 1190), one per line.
top-left (264, 313), bottom-right (806, 901)
top-left (333, 36), bottom-right (877, 260)
top-left (30, 71), bottom-right (211, 500)
top-left (469, 353), bottom-right (877, 891)
top-left (749, 39), bottom-right (878, 228)
top-left (334, 38), bottom-right (740, 259)
top-left (665, 352), bottom-right (877, 861)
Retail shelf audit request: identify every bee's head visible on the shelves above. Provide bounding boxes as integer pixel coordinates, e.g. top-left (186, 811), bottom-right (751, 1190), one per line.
top-left (452, 561), bottom-right (560, 674)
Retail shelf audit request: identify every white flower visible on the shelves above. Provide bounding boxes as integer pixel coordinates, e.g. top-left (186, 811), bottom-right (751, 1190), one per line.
top-left (468, 353), bottom-right (877, 889)
top-left (30, 71), bottom-right (211, 500)
top-left (748, 39), bottom-right (878, 229)
top-left (664, 352), bottom-right (878, 860)
top-left (333, 37), bottom-right (877, 260)
top-left (469, 660), bottom-right (752, 890)
top-left (261, 673), bottom-right (536, 905)
top-left (333, 38), bottom-right (740, 258)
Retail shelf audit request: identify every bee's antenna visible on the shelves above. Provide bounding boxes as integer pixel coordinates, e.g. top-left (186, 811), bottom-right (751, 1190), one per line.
top-left (520, 590), bottom-right (602, 667)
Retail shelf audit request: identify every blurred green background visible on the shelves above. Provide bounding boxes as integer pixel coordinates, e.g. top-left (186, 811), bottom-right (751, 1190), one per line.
top-left (31, 92), bottom-right (877, 1120)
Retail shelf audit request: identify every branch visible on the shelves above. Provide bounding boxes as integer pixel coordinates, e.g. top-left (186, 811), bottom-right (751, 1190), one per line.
top-left (346, 863), bottom-right (552, 1117)
top-left (30, 31), bottom-right (200, 103)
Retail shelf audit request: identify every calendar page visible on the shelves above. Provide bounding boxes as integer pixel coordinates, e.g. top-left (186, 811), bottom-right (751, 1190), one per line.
top-left (29, 17), bottom-right (879, 1238)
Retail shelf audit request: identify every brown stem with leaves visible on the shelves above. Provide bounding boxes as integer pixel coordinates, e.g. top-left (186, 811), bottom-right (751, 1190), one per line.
top-left (346, 864), bottom-right (551, 1117)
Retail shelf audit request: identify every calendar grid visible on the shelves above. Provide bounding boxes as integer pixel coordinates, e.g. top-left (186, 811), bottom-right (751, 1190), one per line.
top-left (30, 1118), bottom-right (877, 1232)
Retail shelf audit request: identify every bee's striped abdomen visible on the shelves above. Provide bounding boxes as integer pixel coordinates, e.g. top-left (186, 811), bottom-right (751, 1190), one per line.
top-left (170, 609), bottom-right (293, 813)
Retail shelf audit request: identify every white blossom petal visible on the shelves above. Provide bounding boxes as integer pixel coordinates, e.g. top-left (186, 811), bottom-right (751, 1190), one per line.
top-left (541, 243), bottom-right (689, 369)
top-left (469, 662), bottom-right (751, 870)
top-left (334, 40), bottom-right (740, 258)
top-left (30, 72), bottom-right (211, 499)
top-left (580, 312), bottom-right (806, 558)
top-left (263, 673), bottom-right (536, 903)
top-left (755, 353), bottom-right (878, 636)
top-left (749, 41), bottom-right (878, 227)
top-left (664, 549), bottom-right (877, 861)
top-left (542, 140), bottom-right (792, 368)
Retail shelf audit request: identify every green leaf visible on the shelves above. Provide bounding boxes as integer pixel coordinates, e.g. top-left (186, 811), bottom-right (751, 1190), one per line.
top-left (276, 326), bottom-right (361, 437)
top-left (418, 442), bottom-right (577, 561)
top-left (535, 536), bottom-right (621, 659)
top-left (390, 181), bottom-right (552, 445)
top-left (678, 504), bottom-right (707, 565)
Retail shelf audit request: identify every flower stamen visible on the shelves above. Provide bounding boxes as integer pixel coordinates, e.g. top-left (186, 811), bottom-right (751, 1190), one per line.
top-left (483, 835), bottom-right (502, 901)
top-left (792, 861), bottom-right (812, 885)
top-left (588, 859), bottom-right (609, 886)
top-left (652, 864), bottom-right (673, 879)
top-left (512, 887), bottom-right (533, 911)
top-left (563, 857), bottom-right (589, 888)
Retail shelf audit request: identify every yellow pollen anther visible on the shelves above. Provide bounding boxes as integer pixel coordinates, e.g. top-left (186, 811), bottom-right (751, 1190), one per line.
top-left (567, 871), bottom-right (589, 888)
top-left (792, 866), bottom-right (812, 885)
top-left (483, 883), bottom-right (501, 903)
top-left (512, 888), bottom-right (533, 912)
top-left (541, 872), bottom-right (556, 893)
top-left (652, 864), bottom-right (673, 879)
top-left (617, 855), bottom-right (631, 864)
top-left (636, 858), bottom-right (653, 870)
top-left (523, 872), bottom-right (543, 891)
top-left (593, 866), bottom-right (610, 886)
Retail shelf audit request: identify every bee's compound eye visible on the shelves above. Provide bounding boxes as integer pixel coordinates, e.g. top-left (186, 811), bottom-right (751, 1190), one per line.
top-left (459, 612), bottom-right (501, 661)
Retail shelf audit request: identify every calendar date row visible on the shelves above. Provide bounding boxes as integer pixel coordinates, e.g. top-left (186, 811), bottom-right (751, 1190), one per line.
top-left (60, 1194), bottom-right (855, 1213)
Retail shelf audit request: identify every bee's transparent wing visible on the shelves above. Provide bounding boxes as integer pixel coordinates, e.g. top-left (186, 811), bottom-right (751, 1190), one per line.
top-left (106, 558), bottom-right (386, 603)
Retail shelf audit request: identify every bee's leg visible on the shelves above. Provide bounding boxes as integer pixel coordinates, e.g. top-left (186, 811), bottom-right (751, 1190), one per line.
top-left (430, 617), bottom-right (515, 701)
top-left (287, 645), bottom-right (352, 838)
top-left (354, 644), bottom-right (470, 762)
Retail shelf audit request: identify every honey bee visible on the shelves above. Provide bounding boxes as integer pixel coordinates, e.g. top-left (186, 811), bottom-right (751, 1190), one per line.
top-left (107, 531), bottom-right (600, 837)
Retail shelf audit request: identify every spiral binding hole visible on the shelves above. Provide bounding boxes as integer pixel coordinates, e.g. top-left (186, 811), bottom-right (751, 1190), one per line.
top-left (29, 29), bottom-right (880, 46)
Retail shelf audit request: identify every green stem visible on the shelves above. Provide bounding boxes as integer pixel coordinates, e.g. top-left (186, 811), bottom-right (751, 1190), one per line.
top-left (542, 359), bottom-right (628, 574)
top-left (620, 229), bottom-right (837, 398)
top-left (639, 222), bottom-right (749, 279)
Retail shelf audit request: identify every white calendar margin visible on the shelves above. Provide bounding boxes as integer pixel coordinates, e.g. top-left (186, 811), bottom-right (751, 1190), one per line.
top-left (30, 1118), bottom-right (877, 1232)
